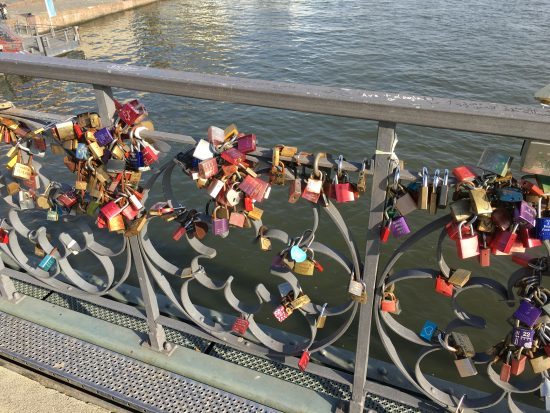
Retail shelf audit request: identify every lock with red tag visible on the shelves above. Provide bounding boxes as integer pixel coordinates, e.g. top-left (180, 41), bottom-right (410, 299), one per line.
top-left (116, 99), bottom-right (146, 126)
top-left (452, 165), bottom-right (476, 182)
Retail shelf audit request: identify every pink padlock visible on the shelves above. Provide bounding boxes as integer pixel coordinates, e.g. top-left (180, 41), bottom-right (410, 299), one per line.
top-left (229, 212), bottom-right (246, 228)
top-left (100, 200), bottom-right (123, 220)
top-left (237, 134), bottom-right (256, 154)
top-left (455, 221), bottom-right (479, 259)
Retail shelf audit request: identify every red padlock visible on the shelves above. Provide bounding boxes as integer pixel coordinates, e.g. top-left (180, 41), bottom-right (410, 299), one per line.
top-left (519, 226), bottom-right (542, 249)
top-left (298, 350), bottom-right (310, 372)
top-left (380, 292), bottom-right (399, 313)
top-left (380, 222), bottom-right (391, 243)
top-left (478, 233), bottom-right (490, 267)
top-left (511, 352), bottom-right (526, 376)
top-left (512, 252), bottom-right (534, 267)
top-left (231, 316), bottom-right (250, 335)
top-left (0, 228), bottom-right (9, 244)
top-left (141, 142), bottom-right (159, 165)
top-left (221, 148), bottom-right (245, 165)
top-left (452, 165), bottom-right (476, 182)
top-left (446, 220), bottom-right (472, 240)
top-left (492, 224), bottom-right (519, 254)
top-left (237, 134), bottom-right (256, 154)
top-left (435, 276), bottom-right (454, 297)
top-left (172, 225), bottom-right (186, 241)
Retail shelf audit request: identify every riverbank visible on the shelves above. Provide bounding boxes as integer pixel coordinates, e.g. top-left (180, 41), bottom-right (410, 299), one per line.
top-left (5, 0), bottom-right (159, 29)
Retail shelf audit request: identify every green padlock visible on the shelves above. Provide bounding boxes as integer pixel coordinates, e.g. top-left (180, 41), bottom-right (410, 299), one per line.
top-left (86, 199), bottom-right (101, 216)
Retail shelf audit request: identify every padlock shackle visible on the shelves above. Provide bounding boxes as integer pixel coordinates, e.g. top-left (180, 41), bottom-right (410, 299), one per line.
top-left (392, 165), bottom-right (400, 189)
top-left (421, 167), bottom-right (428, 187)
top-left (433, 169), bottom-right (440, 187)
top-left (442, 168), bottom-right (449, 185)
top-left (312, 152), bottom-right (326, 179)
top-left (438, 332), bottom-right (458, 353)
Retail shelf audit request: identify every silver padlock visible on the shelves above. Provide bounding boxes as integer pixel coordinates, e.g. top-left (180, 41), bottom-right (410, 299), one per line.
top-left (541, 376), bottom-right (550, 411)
top-left (206, 178), bottom-right (225, 198)
top-left (225, 184), bottom-right (243, 206)
top-left (17, 190), bottom-right (35, 210)
top-left (193, 139), bottom-right (214, 161)
top-left (454, 356), bottom-right (477, 378)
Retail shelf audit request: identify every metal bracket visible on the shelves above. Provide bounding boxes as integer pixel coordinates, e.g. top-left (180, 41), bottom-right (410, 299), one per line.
top-left (0, 274), bottom-right (24, 304)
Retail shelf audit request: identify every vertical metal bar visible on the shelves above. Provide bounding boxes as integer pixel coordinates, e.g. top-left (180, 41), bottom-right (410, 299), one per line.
top-left (129, 237), bottom-right (175, 355)
top-left (349, 121), bottom-right (396, 413)
top-left (93, 84), bottom-right (116, 126)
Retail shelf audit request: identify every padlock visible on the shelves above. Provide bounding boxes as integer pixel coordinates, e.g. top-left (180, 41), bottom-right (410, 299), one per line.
top-left (17, 190), bottom-right (35, 210)
top-left (75, 143), bottom-right (88, 160)
top-left (270, 161), bottom-right (286, 186)
top-left (237, 134), bottom-right (256, 154)
top-left (121, 203), bottom-right (139, 220)
top-left (455, 221), bottom-right (479, 259)
top-left (510, 350), bottom-right (527, 376)
top-left (239, 175), bottom-right (269, 203)
top-left (316, 303), bottom-right (328, 328)
top-left (428, 169), bottom-right (440, 214)
top-left (520, 140), bottom-right (550, 175)
top-left (500, 352), bottom-right (512, 382)
top-left (225, 183), bottom-right (243, 207)
top-left (348, 278), bottom-right (367, 304)
top-left (492, 224), bottom-right (519, 254)
top-left (536, 198), bottom-right (550, 240)
top-left (247, 206), bottom-right (263, 221)
top-left (77, 112), bottom-right (101, 129)
top-left (514, 201), bottom-right (536, 228)
top-left (229, 211), bottom-right (246, 227)
top-left (519, 226), bottom-right (542, 248)
top-left (389, 215), bottom-right (410, 238)
top-left (448, 269), bottom-right (471, 287)
top-left (380, 292), bottom-right (399, 313)
top-left (520, 179), bottom-right (545, 197)
top-left (511, 325), bottom-right (534, 348)
top-left (56, 190), bottom-right (78, 208)
top-left (211, 206), bottom-right (229, 237)
top-left (117, 99), bottom-right (146, 126)
top-left (273, 305), bottom-right (292, 322)
top-left (88, 140), bottom-right (104, 160)
top-left (198, 158), bottom-right (218, 179)
top-left (435, 276), bottom-right (454, 297)
top-left (172, 225), bottom-right (187, 241)
top-left (224, 123), bottom-right (238, 141)
top-left (478, 234), bottom-right (491, 267)
top-left (55, 121), bottom-right (76, 141)
top-left (452, 165), bottom-right (476, 182)
top-left (356, 159), bottom-right (368, 193)
top-left (477, 215), bottom-right (495, 233)
top-left (334, 174), bottom-right (355, 203)
top-left (496, 187), bottom-right (524, 203)
top-left (108, 214), bottom-right (125, 232)
top-left (207, 178), bottom-right (225, 198)
top-left (419, 320), bottom-right (437, 342)
top-left (124, 215), bottom-right (147, 238)
top-left (418, 167), bottom-right (429, 210)
top-left (293, 249), bottom-right (316, 276)
top-left (100, 199), bottom-right (123, 220)
top-left (94, 127), bottom-right (114, 146)
top-left (208, 126), bottom-right (225, 146)
top-left (298, 350), bottom-right (310, 372)
top-left (141, 141), bottom-right (159, 166)
top-left (6, 154), bottom-right (17, 170)
top-left (193, 139), bottom-right (214, 161)
top-left (38, 249), bottom-right (57, 271)
top-left (530, 355), bottom-right (550, 374)
top-left (13, 154), bottom-right (33, 180)
top-left (454, 356), bottom-right (478, 378)
top-left (446, 220), bottom-right (472, 240)
top-left (492, 207), bottom-right (512, 231)
top-left (231, 315), bottom-right (250, 335)
top-left (288, 179), bottom-right (302, 204)
top-left (243, 197), bottom-right (254, 211)
top-left (0, 227), bottom-right (8, 244)
top-left (47, 207), bottom-right (59, 221)
top-left (221, 147), bottom-right (245, 165)
top-left (301, 172), bottom-right (323, 204)
top-left (513, 300), bottom-right (541, 328)
top-left (6, 182), bottom-right (19, 196)
top-left (469, 188), bottom-right (492, 215)
top-left (450, 199), bottom-right (472, 222)
top-left (477, 149), bottom-right (513, 176)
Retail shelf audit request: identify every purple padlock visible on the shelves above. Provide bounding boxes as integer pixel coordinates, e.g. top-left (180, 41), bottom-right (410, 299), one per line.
top-left (513, 300), bottom-right (542, 328)
top-left (512, 327), bottom-right (535, 348)
top-left (94, 127), bottom-right (114, 147)
top-left (514, 201), bottom-right (536, 228)
top-left (390, 216), bottom-right (411, 238)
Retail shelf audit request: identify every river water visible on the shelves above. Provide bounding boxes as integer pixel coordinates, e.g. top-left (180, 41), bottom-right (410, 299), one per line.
top-left (2, 0), bottom-right (550, 404)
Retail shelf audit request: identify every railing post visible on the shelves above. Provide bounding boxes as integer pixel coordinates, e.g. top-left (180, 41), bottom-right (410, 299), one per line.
top-left (129, 237), bottom-right (175, 355)
top-left (92, 84), bottom-right (116, 126)
top-left (349, 121), bottom-right (396, 413)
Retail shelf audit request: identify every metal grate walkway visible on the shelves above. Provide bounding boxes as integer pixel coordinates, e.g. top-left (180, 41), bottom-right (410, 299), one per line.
top-left (3, 279), bottom-right (434, 413)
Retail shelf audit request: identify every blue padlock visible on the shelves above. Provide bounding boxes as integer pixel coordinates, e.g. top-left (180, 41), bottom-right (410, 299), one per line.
top-left (38, 252), bottom-right (57, 271)
top-left (536, 198), bottom-right (550, 240)
top-left (94, 127), bottom-right (114, 147)
top-left (127, 151), bottom-right (144, 170)
top-left (290, 245), bottom-right (307, 263)
top-left (419, 320), bottom-right (438, 342)
top-left (75, 143), bottom-right (89, 160)
top-left (496, 187), bottom-right (523, 202)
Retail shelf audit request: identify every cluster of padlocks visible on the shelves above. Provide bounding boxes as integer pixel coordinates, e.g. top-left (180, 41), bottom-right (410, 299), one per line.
top-left (379, 144), bottom-right (550, 392)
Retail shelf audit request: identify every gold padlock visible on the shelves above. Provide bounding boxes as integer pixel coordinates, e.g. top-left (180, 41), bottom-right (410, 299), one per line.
top-left (6, 155), bottom-right (17, 169)
top-left (280, 146), bottom-right (298, 158)
top-left (6, 182), bottom-right (20, 195)
top-left (13, 158), bottom-right (33, 180)
top-left (247, 207), bottom-right (263, 221)
top-left (224, 123), bottom-right (238, 140)
top-left (469, 188), bottom-right (492, 215)
top-left (124, 215), bottom-right (147, 237)
top-left (111, 144), bottom-right (125, 160)
top-left (289, 294), bottom-right (311, 310)
top-left (107, 214), bottom-right (125, 232)
top-left (293, 249), bottom-right (315, 276)
top-left (530, 355), bottom-right (550, 373)
top-left (6, 145), bottom-right (18, 158)
top-left (55, 121), bottom-right (76, 141)
top-left (62, 139), bottom-right (78, 150)
top-left (88, 141), bottom-right (104, 159)
top-left (316, 303), bottom-right (327, 328)
top-left (448, 269), bottom-right (471, 287)
top-left (349, 278), bottom-right (367, 304)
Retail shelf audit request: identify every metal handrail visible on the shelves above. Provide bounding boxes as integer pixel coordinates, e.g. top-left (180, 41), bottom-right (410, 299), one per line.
top-left (0, 54), bottom-right (548, 139)
top-left (0, 55), bottom-right (547, 413)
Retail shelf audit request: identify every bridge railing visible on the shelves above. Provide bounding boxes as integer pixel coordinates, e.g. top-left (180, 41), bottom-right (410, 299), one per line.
top-left (0, 53), bottom-right (548, 413)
